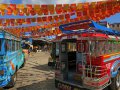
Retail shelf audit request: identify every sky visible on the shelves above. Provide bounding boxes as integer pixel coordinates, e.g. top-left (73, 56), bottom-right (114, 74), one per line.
top-left (0, 0), bottom-right (119, 24)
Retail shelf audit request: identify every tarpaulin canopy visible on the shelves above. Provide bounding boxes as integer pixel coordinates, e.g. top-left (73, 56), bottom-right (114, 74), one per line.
top-left (59, 19), bottom-right (120, 36)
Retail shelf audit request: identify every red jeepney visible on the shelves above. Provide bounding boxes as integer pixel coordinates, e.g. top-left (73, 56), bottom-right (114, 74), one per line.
top-left (55, 20), bottom-right (120, 90)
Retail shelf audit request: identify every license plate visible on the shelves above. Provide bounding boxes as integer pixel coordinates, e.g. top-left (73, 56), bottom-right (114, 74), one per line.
top-left (55, 79), bottom-right (81, 90)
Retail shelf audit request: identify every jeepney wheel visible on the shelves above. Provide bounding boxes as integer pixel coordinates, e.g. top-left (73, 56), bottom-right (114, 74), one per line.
top-left (4, 72), bottom-right (17, 88)
top-left (21, 58), bottom-right (26, 68)
top-left (110, 71), bottom-right (120, 90)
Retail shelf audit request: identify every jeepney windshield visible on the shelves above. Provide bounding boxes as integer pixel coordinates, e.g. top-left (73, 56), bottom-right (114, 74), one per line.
top-left (67, 42), bottom-right (76, 52)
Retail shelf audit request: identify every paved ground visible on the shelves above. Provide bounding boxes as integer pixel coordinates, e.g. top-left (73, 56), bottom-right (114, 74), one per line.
top-left (9, 52), bottom-right (56, 90)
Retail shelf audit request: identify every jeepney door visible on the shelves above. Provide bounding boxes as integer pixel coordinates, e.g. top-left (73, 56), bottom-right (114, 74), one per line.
top-left (59, 42), bottom-right (68, 80)
top-left (76, 40), bottom-right (88, 75)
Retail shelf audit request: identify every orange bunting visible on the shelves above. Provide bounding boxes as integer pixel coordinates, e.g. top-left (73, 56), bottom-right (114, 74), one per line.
top-left (7, 7), bottom-right (13, 15)
top-left (48, 5), bottom-right (55, 14)
top-left (63, 4), bottom-right (70, 13)
top-left (41, 5), bottom-right (48, 15)
top-left (55, 4), bottom-right (63, 14)
top-left (37, 17), bottom-right (42, 23)
top-left (70, 4), bottom-right (76, 12)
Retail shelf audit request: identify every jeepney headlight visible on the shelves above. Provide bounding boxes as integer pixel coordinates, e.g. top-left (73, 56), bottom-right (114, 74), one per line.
top-left (0, 70), bottom-right (4, 75)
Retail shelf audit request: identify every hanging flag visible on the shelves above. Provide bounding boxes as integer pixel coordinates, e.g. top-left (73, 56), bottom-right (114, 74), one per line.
top-left (70, 4), bottom-right (76, 12)
top-left (7, 7), bottom-right (13, 15)
top-left (59, 15), bottom-right (65, 21)
top-left (37, 17), bottom-right (42, 23)
top-left (34, 5), bottom-right (43, 15)
top-left (31, 18), bottom-right (36, 22)
top-left (48, 16), bottom-right (53, 22)
top-left (17, 4), bottom-right (24, 9)
top-left (65, 14), bottom-right (70, 21)
top-left (0, 4), bottom-right (8, 9)
top-left (76, 11), bottom-right (82, 18)
top-left (55, 4), bottom-right (63, 14)
top-left (26, 18), bottom-right (31, 24)
top-left (13, 8), bottom-right (19, 16)
top-left (5, 19), bottom-right (10, 26)
top-left (42, 17), bottom-right (47, 22)
top-left (10, 4), bottom-right (16, 15)
top-left (26, 4), bottom-right (32, 11)
top-left (41, 5), bottom-right (48, 15)
top-left (10, 19), bottom-right (15, 24)
top-left (0, 9), bottom-right (5, 16)
top-left (17, 4), bottom-right (25, 16)
top-left (83, 3), bottom-right (90, 17)
top-left (23, 8), bottom-right (29, 16)
top-left (30, 8), bottom-right (36, 16)
top-left (54, 15), bottom-right (59, 21)
top-left (19, 9), bottom-right (24, 16)
top-left (48, 5), bottom-right (55, 14)
top-left (77, 3), bottom-right (83, 11)
top-left (63, 4), bottom-right (70, 13)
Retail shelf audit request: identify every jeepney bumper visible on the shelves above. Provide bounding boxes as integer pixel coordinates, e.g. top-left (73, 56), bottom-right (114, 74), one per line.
top-left (0, 76), bottom-right (11, 87)
top-left (83, 76), bottom-right (110, 90)
top-left (55, 76), bottom-right (110, 90)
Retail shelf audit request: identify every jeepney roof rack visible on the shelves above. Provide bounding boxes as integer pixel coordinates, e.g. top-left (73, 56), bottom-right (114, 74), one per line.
top-left (59, 19), bottom-right (120, 36)
top-left (0, 28), bottom-right (20, 38)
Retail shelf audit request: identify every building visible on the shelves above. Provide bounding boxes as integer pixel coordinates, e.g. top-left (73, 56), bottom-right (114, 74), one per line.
top-left (110, 23), bottom-right (120, 31)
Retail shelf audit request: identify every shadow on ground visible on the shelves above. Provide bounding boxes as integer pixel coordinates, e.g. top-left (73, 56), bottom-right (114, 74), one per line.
top-left (17, 78), bottom-right (56, 90)
top-left (32, 64), bottom-right (54, 72)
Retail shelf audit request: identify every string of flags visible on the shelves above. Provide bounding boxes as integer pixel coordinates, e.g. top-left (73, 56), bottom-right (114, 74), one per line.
top-left (0, 0), bottom-right (119, 38)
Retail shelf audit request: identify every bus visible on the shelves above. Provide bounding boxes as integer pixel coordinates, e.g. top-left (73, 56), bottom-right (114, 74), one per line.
top-left (0, 30), bottom-right (25, 88)
top-left (55, 20), bottom-right (120, 90)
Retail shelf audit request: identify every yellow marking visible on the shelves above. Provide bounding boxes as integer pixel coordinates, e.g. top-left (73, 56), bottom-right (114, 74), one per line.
top-left (103, 52), bottom-right (120, 59)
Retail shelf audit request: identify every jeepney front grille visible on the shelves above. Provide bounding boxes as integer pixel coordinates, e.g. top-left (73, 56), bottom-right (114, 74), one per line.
top-left (85, 65), bottom-right (108, 79)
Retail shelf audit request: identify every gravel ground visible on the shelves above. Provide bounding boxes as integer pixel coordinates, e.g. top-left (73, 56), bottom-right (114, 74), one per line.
top-left (8, 52), bottom-right (57, 90)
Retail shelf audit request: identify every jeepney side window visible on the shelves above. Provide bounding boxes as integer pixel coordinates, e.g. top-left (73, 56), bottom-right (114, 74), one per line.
top-left (5, 39), bottom-right (10, 52)
top-left (114, 41), bottom-right (118, 52)
top-left (0, 39), bottom-right (1, 51)
top-left (77, 42), bottom-right (85, 53)
top-left (113, 41), bottom-right (115, 52)
top-left (18, 42), bottom-right (21, 49)
top-left (109, 41), bottom-right (113, 53)
top-left (90, 41), bottom-right (96, 56)
top-left (18, 41), bottom-right (21, 50)
top-left (67, 42), bottom-right (76, 52)
top-left (61, 43), bottom-right (66, 53)
top-left (105, 41), bottom-right (109, 54)
top-left (17, 41), bottom-right (19, 50)
top-left (12, 40), bottom-right (15, 51)
top-left (98, 41), bottom-right (105, 56)
top-left (85, 41), bottom-right (89, 53)
top-left (10, 40), bottom-right (12, 51)
top-left (14, 41), bottom-right (16, 51)
top-left (118, 41), bottom-right (120, 51)
top-left (117, 41), bottom-right (120, 52)
top-left (16, 41), bottom-right (18, 50)
top-left (95, 41), bottom-right (101, 56)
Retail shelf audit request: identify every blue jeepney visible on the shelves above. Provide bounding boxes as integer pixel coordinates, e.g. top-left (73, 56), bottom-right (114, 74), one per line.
top-left (0, 30), bottom-right (25, 88)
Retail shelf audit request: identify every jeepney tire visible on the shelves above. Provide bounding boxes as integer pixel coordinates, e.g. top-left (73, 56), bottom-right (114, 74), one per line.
top-left (55, 80), bottom-right (58, 88)
top-left (109, 72), bottom-right (120, 90)
top-left (4, 72), bottom-right (17, 89)
top-left (21, 58), bottom-right (26, 68)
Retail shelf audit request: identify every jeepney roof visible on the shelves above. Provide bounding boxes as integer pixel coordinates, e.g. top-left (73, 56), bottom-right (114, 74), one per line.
top-left (59, 20), bottom-right (120, 36)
